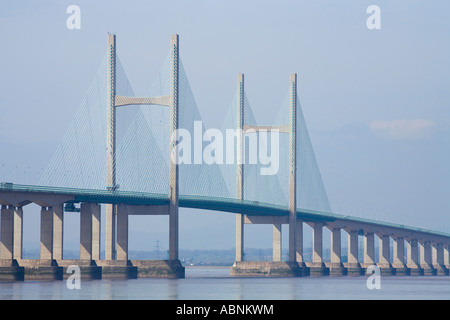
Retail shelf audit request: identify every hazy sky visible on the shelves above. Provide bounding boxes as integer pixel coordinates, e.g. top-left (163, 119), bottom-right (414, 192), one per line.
top-left (0, 1), bottom-right (449, 253)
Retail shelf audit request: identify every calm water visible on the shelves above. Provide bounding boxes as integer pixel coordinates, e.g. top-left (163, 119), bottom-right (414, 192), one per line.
top-left (1, 267), bottom-right (449, 300)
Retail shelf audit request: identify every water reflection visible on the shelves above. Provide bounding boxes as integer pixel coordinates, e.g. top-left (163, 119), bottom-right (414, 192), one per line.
top-left (1, 267), bottom-right (450, 299)
top-left (168, 279), bottom-right (179, 300)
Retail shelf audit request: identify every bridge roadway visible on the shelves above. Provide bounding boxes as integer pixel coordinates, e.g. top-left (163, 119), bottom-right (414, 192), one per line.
top-left (0, 183), bottom-right (449, 279)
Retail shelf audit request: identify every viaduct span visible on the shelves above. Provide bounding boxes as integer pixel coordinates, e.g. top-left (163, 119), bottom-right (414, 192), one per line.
top-left (0, 34), bottom-right (449, 280)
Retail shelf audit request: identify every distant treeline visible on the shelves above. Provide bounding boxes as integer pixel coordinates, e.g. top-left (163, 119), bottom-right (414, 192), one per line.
top-left (20, 247), bottom-right (384, 266)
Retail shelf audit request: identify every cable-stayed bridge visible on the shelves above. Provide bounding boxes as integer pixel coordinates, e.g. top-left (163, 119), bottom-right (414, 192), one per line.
top-left (0, 34), bottom-right (449, 280)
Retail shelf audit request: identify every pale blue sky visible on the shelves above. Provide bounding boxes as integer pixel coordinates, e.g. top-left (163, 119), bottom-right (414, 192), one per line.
top-left (0, 1), bottom-right (449, 253)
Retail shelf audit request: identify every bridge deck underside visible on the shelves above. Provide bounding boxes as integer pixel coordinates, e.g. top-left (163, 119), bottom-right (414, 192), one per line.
top-left (1, 184), bottom-right (449, 243)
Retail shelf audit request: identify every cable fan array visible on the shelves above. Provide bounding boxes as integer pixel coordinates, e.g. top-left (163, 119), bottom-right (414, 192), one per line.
top-left (40, 48), bottom-right (332, 214)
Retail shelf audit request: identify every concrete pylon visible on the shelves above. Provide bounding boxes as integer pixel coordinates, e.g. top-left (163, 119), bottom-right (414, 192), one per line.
top-left (272, 224), bottom-right (282, 261)
top-left (52, 204), bottom-right (64, 260)
top-left (288, 73), bottom-right (297, 263)
top-left (347, 229), bottom-right (363, 276)
top-left (329, 227), bottom-right (346, 276)
top-left (392, 236), bottom-right (408, 275)
top-left (40, 207), bottom-right (53, 260)
top-left (168, 34), bottom-right (180, 261)
top-left (99, 34), bottom-right (184, 278)
top-left (406, 239), bottom-right (423, 275)
top-left (309, 222), bottom-right (328, 276)
top-left (231, 74), bottom-right (304, 277)
top-left (116, 205), bottom-right (128, 261)
top-left (80, 202), bottom-right (101, 260)
top-left (105, 33), bottom-right (117, 261)
top-left (0, 206), bottom-right (14, 260)
top-left (377, 234), bottom-right (394, 275)
top-left (235, 73), bottom-right (245, 262)
top-left (363, 232), bottom-right (375, 265)
top-left (432, 243), bottom-right (449, 275)
top-left (444, 244), bottom-right (450, 271)
top-left (420, 240), bottom-right (436, 275)
top-left (13, 207), bottom-right (23, 260)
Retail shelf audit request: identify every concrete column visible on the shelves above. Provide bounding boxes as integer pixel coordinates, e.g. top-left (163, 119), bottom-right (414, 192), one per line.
top-left (80, 203), bottom-right (93, 260)
top-left (0, 206), bottom-right (14, 259)
top-left (296, 219), bottom-right (303, 264)
top-left (106, 33), bottom-right (117, 261)
top-left (432, 243), bottom-right (447, 274)
top-left (106, 33), bottom-right (116, 190)
top-left (393, 237), bottom-right (405, 267)
top-left (444, 244), bottom-right (450, 268)
top-left (312, 223), bottom-right (323, 264)
top-left (330, 228), bottom-right (341, 265)
top-left (13, 207), bottom-right (23, 260)
top-left (105, 204), bottom-right (116, 260)
top-left (169, 34), bottom-right (180, 261)
top-left (420, 241), bottom-right (433, 269)
top-left (52, 204), bottom-right (64, 260)
top-left (92, 203), bottom-right (101, 260)
top-left (273, 224), bottom-right (282, 261)
top-left (116, 206), bottom-right (128, 261)
top-left (348, 230), bottom-right (359, 266)
top-left (364, 232), bottom-right (375, 265)
top-left (235, 73), bottom-right (244, 262)
top-left (432, 243), bottom-right (443, 265)
top-left (288, 73), bottom-right (298, 262)
top-left (407, 239), bottom-right (420, 268)
top-left (235, 215), bottom-right (244, 261)
top-left (40, 207), bottom-right (53, 260)
top-left (378, 234), bottom-right (391, 267)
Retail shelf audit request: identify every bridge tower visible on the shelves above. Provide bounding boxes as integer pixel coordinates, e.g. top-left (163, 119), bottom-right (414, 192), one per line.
top-left (104, 33), bottom-right (181, 265)
top-left (169, 34), bottom-right (180, 261)
top-left (288, 73), bottom-right (297, 263)
top-left (231, 73), bottom-right (305, 276)
top-left (106, 33), bottom-right (117, 260)
top-left (235, 73), bottom-right (244, 262)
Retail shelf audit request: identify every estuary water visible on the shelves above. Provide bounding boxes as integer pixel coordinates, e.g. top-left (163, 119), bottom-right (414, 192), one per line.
top-left (0, 267), bottom-right (449, 300)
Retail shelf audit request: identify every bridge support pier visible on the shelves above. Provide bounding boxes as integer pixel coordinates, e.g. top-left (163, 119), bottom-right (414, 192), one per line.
top-left (420, 241), bottom-right (436, 275)
top-left (96, 205), bottom-right (134, 279)
top-left (328, 227), bottom-right (346, 276)
top-left (345, 230), bottom-right (363, 276)
top-left (40, 207), bottom-right (53, 260)
top-left (13, 207), bottom-right (23, 260)
top-left (445, 245), bottom-right (450, 271)
top-left (58, 202), bottom-right (103, 280)
top-left (295, 219), bottom-right (309, 275)
top-left (116, 205), bottom-right (128, 261)
top-left (432, 243), bottom-right (448, 275)
top-left (24, 205), bottom-right (64, 280)
top-left (230, 261), bottom-right (302, 277)
top-left (99, 204), bottom-right (184, 278)
top-left (1, 205), bottom-right (14, 260)
top-left (307, 222), bottom-right (328, 276)
top-left (0, 205), bottom-right (24, 280)
top-left (235, 214), bottom-right (244, 262)
top-left (230, 216), bottom-right (305, 277)
top-left (377, 234), bottom-right (394, 275)
top-left (362, 232), bottom-right (375, 274)
top-left (273, 224), bottom-right (282, 261)
top-left (393, 236), bottom-right (409, 275)
top-left (407, 239), bottom-right (423, 275)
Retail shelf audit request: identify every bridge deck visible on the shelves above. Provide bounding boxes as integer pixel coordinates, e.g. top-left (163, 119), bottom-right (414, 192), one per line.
top-left (1, 183), bottom-right (449, 241)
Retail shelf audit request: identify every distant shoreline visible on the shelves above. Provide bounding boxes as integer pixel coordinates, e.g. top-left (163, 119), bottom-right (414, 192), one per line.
top-left (185, 265), bottom-right (230, 268)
